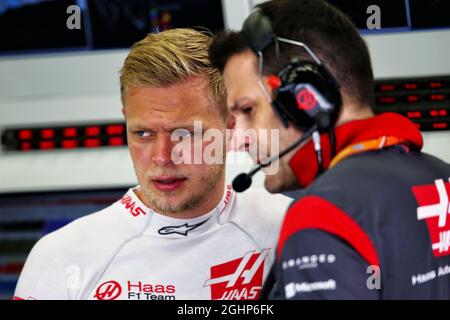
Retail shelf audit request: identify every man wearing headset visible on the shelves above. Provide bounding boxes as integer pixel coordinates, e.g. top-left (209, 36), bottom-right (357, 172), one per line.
top-left (209, 0), bottom-right (450, 299)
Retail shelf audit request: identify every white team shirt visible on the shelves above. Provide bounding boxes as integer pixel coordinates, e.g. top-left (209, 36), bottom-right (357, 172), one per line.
top-left (14, 184), bottom-right (291, 300)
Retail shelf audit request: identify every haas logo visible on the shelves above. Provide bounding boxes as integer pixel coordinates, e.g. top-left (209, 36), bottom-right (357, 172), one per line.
top-left (94, 281), bottom-right (122, 300)
top-left (296, 88), bottom-right (317, 111)
top-left (204, 249), bottom-right (270, 300)
top-left (413, 178), bottom-right (450, 257)
top-left (120, 194), bottom-right (147, 217)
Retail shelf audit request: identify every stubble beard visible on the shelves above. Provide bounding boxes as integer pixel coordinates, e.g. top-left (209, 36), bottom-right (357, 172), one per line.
top-left (141, 164), bottom-right (225, 215)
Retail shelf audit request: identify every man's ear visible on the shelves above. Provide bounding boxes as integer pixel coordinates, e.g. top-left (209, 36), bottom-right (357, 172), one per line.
top-left (121, 107), bottom-right (126, 118)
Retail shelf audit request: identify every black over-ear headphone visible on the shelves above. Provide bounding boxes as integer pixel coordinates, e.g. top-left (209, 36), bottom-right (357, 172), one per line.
top-left (232, 9), bottom-right (342, 193)
top-left (241, 8), bottom-right (342, 131)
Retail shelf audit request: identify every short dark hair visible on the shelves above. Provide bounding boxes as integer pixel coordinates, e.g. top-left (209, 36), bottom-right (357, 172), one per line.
top-left (209, 0), bottom-right (375, 108)
top-left (208, 31), bottom-right (249, 74)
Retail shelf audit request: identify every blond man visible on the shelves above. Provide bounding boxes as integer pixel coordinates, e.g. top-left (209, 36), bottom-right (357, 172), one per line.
top-left (14, 29), bottom-right (291, 300)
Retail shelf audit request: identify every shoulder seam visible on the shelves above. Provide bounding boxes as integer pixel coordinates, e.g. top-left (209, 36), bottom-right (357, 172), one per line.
top-left (277, 195), bottom-right (380, 267)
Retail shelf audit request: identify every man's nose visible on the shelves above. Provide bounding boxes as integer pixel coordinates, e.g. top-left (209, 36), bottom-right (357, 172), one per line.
top-left (152, 135), bottom-right (173, 166)
top-left (230, 118), bottom-right (252, 152)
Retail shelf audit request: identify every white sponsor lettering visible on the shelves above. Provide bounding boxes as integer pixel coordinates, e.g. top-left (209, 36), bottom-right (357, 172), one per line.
top-left (411, 265), bottom-right (450, 286)
top-left (282, 254), bottom-right (336, 270)
top-left (285, 279), bottom-right (336, 298)
top-left (411, 270), bottom-right (436, 286)
top-left (438, 265), bottom-right (450, 277)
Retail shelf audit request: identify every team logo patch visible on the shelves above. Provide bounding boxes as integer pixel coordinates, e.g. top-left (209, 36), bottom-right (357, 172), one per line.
top-left (94, 280), bottom-right (176, 300)
top-left (413, 178), bottom-right (450, 257)
top-left (204, 249), bottom-right (270, 300)
top-left (296, 88), bottom-right (317, 111)
top-left (94, 280), bottom-right (122, 300)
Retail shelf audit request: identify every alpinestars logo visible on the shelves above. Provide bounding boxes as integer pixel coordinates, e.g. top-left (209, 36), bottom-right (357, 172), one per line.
top-left (158, 219), bottom-right (209, 236)
top-left (204, 249), bottom-right (270, 300)
top-left (413, 178), bottom-right (450, 257)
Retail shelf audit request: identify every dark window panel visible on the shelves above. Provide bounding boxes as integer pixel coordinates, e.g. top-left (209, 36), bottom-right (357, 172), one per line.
top-left (409, 0), bottom-right (450, 29)
top-left (0, 0), bottom-right (86, 53)
top-left (327, 0), bottom-right (407, 30)
top-left (88, 0), bottom-right (224, 49)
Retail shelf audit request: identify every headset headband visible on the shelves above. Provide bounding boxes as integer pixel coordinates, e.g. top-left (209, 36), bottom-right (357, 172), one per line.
top-left (241, 9), bottom-right (276, 55)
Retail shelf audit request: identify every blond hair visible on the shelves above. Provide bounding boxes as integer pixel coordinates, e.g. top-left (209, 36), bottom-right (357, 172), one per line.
top-left (120, 28), bottom-right (227, 119)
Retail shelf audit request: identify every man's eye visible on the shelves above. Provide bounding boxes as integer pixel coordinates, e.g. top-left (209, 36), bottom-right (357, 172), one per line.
top-left (242, 106), bottom-right (253, 115)
top-left (135, 131), bottom-right (152, 138)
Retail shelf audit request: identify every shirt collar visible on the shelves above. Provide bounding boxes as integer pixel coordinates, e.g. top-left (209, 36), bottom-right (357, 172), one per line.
top-left (288, 113), bottom-right (424, 188)
top-left (117, 184), bottom-right (235, 238)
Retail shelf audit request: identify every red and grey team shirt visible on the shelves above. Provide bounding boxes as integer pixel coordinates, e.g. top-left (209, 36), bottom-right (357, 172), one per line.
top-left (270, 113), bottom-right (450, 299)
top-left (14, 184), bottom-right (290, 300)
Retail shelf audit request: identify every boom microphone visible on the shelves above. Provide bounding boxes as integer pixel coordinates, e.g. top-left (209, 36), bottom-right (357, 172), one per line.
top-left (232, 124), bottom-right (319, 192)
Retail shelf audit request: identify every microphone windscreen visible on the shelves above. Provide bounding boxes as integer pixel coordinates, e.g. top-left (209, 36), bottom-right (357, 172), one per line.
top-left (232, 173), bottom-right (253, 193)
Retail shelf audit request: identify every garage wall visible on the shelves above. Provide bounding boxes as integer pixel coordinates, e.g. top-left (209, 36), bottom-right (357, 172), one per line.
top-left (0, 1), bottom-right (449, 193)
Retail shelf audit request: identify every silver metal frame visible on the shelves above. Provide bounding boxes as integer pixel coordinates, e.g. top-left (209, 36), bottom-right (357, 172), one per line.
top-left (255, 36), bottom-right (323, 102)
